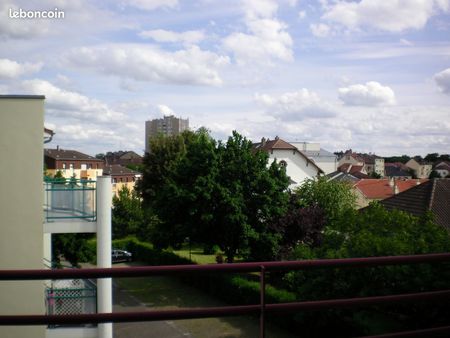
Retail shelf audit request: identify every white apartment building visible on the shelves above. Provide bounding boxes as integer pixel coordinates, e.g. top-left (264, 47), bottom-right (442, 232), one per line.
top-left (0, 95), bottom-right (112, 338)
top-left (290, 142), bottom-right (337, 175)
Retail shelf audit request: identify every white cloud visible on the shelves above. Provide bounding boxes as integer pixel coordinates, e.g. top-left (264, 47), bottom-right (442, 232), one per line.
top-left (139, 29), bottom-right (205, 45)
top-left (63, 44), bottom-right (229, 86)
top-left (310, 23), bottom-right (330, 37)
top-left (125, 0), bottom-right (178, 11)
top-left (298, 11), bottom-right (306, 19)
top-left (338, 81), bottom-right (396, 106)
top-left (321, 0), bottom-right (450, 33)
top-left (434, 68), bottom-right (450, 94)
top-left (157, 104), bottom-right (174, 116)
top-left (0, 59), bottom-right (42, 79)
top-left (20, 79), bottom-right (125, 123)
top-left (255, 89), bottom-right (336, 121)
top-left (223, 0), bottom-right (293, 65)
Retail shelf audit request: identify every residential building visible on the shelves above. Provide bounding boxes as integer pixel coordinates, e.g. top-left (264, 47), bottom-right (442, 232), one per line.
top-left (326, 171), bottom-right (361, 183)
top-left (384, 162), bottom-right (412, 179)
top-left (253, 137), bottom-right (323, 188)
top-left (434, 161), bottom-right (450, 178)
top-left (405, 158), bottom-right (432, 178)
top-left (0, 95), bottom-right (112, 338)
top-left (104, 150), bottom-right (142, 167)
top-left (103, 164), bottom-right (142, 196)
top-left (353, 178), bottom-right (427, 208)
top-left (44, 147), bottom-right (104, 180)
top-left (380, 179), bottom-right (450, 231)
top-left (145, 115), bottom-right (189, 153)
top-left (290, 142), bottom-right (337, 174)
top-left (338, 150), bottom-right (385, 176)
top-left (337, 163), bottom-right (370, 179)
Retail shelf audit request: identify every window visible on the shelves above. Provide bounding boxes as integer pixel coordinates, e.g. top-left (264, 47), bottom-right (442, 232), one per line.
top-left (280, 160), bottom-right (287, 167)
top-left (81, 164), bottom-right (87, 170)
top-left (70, 163), bottom-right (74, 170)
top-left (62, 163), bottom-right (66, 169)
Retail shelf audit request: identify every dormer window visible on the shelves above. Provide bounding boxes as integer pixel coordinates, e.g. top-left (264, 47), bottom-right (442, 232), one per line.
top-left (280, 160), bottom-right (287, 168)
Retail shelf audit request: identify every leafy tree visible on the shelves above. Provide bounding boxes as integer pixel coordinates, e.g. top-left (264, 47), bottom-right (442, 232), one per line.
top-left (112, 186), bottom-right (144, 239)
top-left (428, 170), bottom-right (441, 179)
top-left (424, 153), bottom-right (439, 163)
top-left (52, 234), bottom-right (95, 267)
top-left (294, 177), bottom-right (356, 228)
top-left (95, 153), bottom-right (105, 160)
top-left (285, 204), bottom-right (450, 336)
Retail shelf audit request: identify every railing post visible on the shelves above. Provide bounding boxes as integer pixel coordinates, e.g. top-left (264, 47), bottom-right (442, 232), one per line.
top-left (260, 265), bottom-right (266, 338)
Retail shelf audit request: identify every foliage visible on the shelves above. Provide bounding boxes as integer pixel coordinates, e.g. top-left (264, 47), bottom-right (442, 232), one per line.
top-left (383, 155), bottom-right (411, 164)
top-left (284, 204), bottom-right (450, 335)
top-left (52, 233), bottom-right (95, 266)
top-left (428, 170), bottom-right (441, 179)
top-left (140, 129), bottom-right (289, 262)
top-left (112, 186), bottom-right (145, 239)
top-left (293, 177), bottom-right (356, 228)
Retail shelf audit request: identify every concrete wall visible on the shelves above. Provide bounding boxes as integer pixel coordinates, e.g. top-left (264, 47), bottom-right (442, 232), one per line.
top-left (0, 96), bottom-right (46, 338)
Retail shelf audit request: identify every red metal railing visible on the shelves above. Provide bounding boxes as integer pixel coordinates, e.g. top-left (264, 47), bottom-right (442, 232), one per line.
top-left (1, 253), bottom-right (450, 338)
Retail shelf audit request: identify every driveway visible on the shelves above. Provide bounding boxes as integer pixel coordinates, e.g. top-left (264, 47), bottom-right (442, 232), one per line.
top-left (113, 281), bottom-right (192, 338)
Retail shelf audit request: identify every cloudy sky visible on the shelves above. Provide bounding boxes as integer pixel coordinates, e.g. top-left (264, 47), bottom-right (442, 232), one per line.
top-left (1, 0), bottom-right (450, 156)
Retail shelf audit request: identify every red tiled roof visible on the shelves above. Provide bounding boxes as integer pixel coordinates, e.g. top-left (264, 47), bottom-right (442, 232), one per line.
top-left (45, 148), bottom-right (103, 161)
top-left (355, 178), bottom-right (428, 200)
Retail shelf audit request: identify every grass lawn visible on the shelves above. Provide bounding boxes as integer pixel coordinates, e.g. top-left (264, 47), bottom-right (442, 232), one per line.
top-left (115, 275), bottom-right (298, 338)
top-left (173, 244), bottom-right (217, 264)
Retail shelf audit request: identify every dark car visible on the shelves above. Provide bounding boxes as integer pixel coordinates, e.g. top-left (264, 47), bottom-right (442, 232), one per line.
top-left (112, 249), bottom-right (132, 263)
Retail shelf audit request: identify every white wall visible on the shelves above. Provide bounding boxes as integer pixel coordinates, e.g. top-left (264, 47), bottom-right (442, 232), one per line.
top-left (269, 149), bottom-right (320, 187)
top-left (0, 96), bottom-right (46, 338)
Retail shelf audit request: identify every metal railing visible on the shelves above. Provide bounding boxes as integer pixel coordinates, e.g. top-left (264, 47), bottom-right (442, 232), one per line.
top-left (43, 178), bottom-right (96, 222)
top-left (1, 253), bottom-right (450, 338)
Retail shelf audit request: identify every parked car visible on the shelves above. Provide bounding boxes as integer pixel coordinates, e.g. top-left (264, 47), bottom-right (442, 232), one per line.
top-left (112, 249), bottom-right (132, 263)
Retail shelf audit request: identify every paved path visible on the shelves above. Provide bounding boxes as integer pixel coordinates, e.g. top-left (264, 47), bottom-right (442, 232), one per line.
top-left (113, 282), bottom-right (192, 338)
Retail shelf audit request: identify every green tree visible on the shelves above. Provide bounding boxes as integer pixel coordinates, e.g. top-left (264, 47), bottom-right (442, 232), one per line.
top-left (294, 177), bottom-right (356, 228)
top-left (285, 204), bottom-right (450, 336)
top-left (112, 186), bottom-right (144, 239)
top-left (52, 234), bottom-right (95, 267)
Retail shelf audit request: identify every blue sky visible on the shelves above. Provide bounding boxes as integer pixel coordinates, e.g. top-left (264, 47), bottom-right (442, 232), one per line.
top-left (1, 0), bottom-right (449, 156)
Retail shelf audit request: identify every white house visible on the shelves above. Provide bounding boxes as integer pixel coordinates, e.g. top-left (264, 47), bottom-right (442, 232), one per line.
top-left (290, 142), bottom-right (337, 175)
top-left (254, 137), bottom-right (323, 188)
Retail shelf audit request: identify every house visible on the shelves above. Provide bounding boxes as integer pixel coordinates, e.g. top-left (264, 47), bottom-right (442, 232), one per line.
top-left (384, 162), bottom-right (412, 179)
top-left (405, 158), bottom-right (432, 178)
top-left (104, 150), bottom-right (143, 167)
top-left (338, 150), bottom-right (385, 177)
top-left (103, 164), bottom-right (142, 196)
top-left (290, 142), bottom-right (337, 174)
top-left (380, 179), bottom-right (450, 231)
top-left (0, 95), bottom-right (113, 338)
top-left (44, 147), bottom-right (104, 180)
top-left (337, 163), bottom-right (371, 179)
top-left (353, 178), bottom-right (427, 208)
top-left (253, 137), bottom-right (323, 188)
top-left (434, 161), bottom-right (450, 178)
top-left (326, 171), bottom-right (361, 183)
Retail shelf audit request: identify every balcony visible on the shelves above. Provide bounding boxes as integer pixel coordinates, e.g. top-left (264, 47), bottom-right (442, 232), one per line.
top-left (43, 179), bottom-right (97, 233)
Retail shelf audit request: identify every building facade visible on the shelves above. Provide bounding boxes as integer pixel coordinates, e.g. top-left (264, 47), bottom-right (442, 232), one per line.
top-left (1, 96), bottom-right (112, 338)
top-left (103, 164), bottom-right (142, 196)
top-left (290, 142), bottom-right (337, 175)
top-left (145, 115), bottom-right (189, 153)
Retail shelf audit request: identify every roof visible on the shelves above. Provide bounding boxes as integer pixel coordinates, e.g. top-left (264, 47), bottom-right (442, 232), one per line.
top-left (0, 94), bottom-right (45, 99)
top-left (103, 164), bottom-right (141, 176)
top-left (355, 178), bottom-right (428, 200)
top-left (380, 179), bottom-right (450, 230)
top-left (253, 137), bottom-right (324, 174)
top-left (338, 164), bottom-right (370, 178)
top-left (44, 148), bottom-right (103, 161)
top-left (435, 161), bottom-right (450, 170)
top-left (385, 166), bottom-right (412, 178)
top-left (327, 171), bottom-right (360, 183)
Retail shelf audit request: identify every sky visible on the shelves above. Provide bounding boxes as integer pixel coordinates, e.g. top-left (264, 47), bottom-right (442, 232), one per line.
top-left (1, 0), bottom-right (450, 157)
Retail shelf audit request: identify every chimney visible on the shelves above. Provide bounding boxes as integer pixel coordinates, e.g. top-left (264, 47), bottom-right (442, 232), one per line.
top-left (261, 137), bottom-right (266, 146)
top-left (394, 184), bottom-right (399, 195)
top-left (389, 177), bottom-right (394, 187)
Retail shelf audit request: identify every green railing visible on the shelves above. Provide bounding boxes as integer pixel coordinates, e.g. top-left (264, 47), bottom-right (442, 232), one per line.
top-left (43, 178), bottom-right (96, 222)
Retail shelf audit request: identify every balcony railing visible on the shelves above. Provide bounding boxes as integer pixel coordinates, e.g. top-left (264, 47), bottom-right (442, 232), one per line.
top-left (43, 178), bottom-right (96, 222)
top-left (1, 253), bottom-right (450, 338)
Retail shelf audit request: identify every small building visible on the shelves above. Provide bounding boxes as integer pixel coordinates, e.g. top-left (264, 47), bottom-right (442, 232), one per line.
top-left (406, 158), bottom-right (432, 178)
top-left (45, 147), bottom-right (104, 180)
top-left (103, 164), bottom-right (142, 196)
top-left (338, 150), bottom-right (384, 176)
top-left (353, 178), bottom-right (427, 209)
top-left (434, 161), bottom-right (450, 178)
top-left (384, 162), bottom-right (412, 179)
top-left (104, 150), bottom-right (143, 166)
top-left (253, 137), bottom-right (323, 188)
